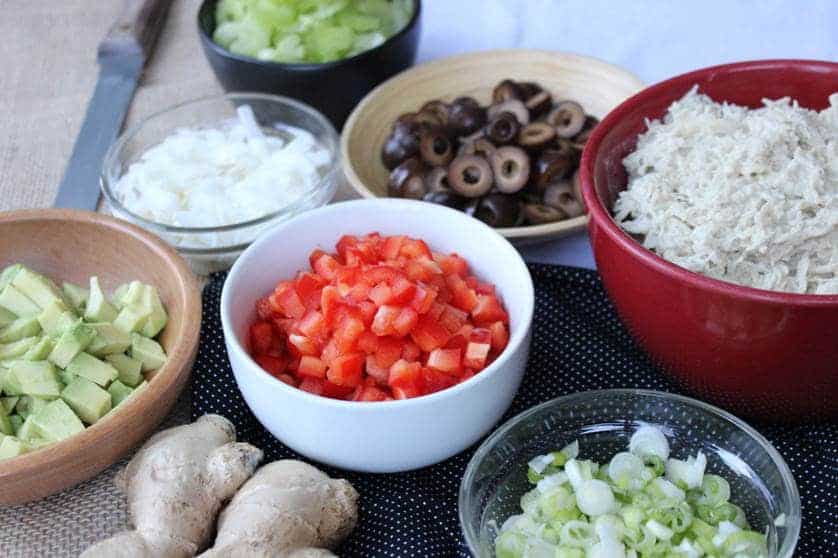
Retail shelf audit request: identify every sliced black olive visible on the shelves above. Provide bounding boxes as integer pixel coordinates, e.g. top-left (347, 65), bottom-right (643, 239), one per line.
top-left (544, 181), bottom-right (585, 217)
top-left (518, 122), bottom-right (556, 149)
top-left (420, 100), bottom-right (450, 128)
top-left (459, 137), bottom-right (497, 158)
top-left (419, 130), bottom-right (454, 166)
top-left (523, 203), bottom-right (566, 224)
top-left (447, 155), bottom-right (493, 198)
top-left (572, 115), bottom-right (600, 147)
top-left (524, 90), bottom-right (552, 119)
top-left (485, 112), bottom-right (521, 145)
top-left (388, 158), bottom-right (427, 199)
top-left (492, 79), bottom-right (523, 104)
top-left (381, 134), bottom-right (415, 170)
top-left (533, 149), bottom-right (575, 192)
top-left (423, 190), bottom-right (468, 209)
top-left (487, 99), bottom-right (530, 126)
top-left (490, 146), bottom-right (530, 194)
top-left (553, 137), bottom-right (579, 159)
top-left (424, 167), bottom-right (451, 192)
top-left (465, 194), bottom-right (522, 228)
top-left (548, 101), bottom-right (586, 138)
top-left (572, 168), bottom-right (584, 205)
top-left (517, 81), bottom-right (543, 99)
top-left (448, 97), bottom-right (487, 137)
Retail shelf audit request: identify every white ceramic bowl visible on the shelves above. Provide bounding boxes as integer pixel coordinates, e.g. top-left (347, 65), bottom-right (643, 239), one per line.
top-left (221, 199), bottom-right (534, 472)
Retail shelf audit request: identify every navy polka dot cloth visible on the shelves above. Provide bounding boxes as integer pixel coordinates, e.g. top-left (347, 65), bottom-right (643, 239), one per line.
top-left (192, 264), bottom-right (836, 557)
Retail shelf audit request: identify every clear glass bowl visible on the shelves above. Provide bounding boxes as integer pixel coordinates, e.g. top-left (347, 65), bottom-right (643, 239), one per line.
top-left (101, 93), bottom-right (340, 275)
top-left (459, 389), bottom-right (800, 557)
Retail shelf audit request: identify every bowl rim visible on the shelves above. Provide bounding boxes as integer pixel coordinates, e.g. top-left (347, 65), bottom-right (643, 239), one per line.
top-left (459, 387), bottom-right (801, 558)
top-left (340, 48), bottom-right (646, 241)
top-left (580, 58), bottom-right (838, 304)
top-left (100, 91), bottom-right (340, 238)
top-left (0, 209), bottom-right (201, 498)
top-left (196, 0), bottom-right (422, 70)
top-left (220, 197), bottom-right (535, 411)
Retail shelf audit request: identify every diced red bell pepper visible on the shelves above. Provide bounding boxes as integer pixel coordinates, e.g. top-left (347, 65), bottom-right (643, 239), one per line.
top-left (250, 322), bottom-right (276, 354)
top-left (254, 353), bottom-right (287, 376)
top-left (446, 274), bottom-right (479, 312)
top-left (426, 348), bottom-right (462, 374)
top-left (334, 317), bottom-right (365, 353)
top-left (271, 281), bottom-right (306, 319)
top-left (463, 342), bottom-right (491, 369)
top-left (422, 367), bottom-right (458, 394)
top-left (365, 354), bottom-right (391, 385)
top-left (374, 336), bottom-right (403, 368)
top-left (410, 314), bottom-right (451, 352)
top-left (288, 333), bottom-right (319, 356)
top-left (489, 321), bottom-right (509, 353)
top-left (402, 341), bottom-right (421, 361)
top-left (437, 254), bottom-right (469, 276)
top-left (299, 377), bottom-right (324, 395)
top-left (297, 310), bottom-right (326, 340)
top-left (472, 294), bottom-right (509, 325)
top-left (298, 355), bottom-right (327, 379)
top-left (327, 353), bottom-right (365, 387)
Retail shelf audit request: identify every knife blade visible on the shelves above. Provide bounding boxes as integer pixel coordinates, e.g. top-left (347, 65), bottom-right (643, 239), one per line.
top-left (54, 0), bottom-right (172, 210)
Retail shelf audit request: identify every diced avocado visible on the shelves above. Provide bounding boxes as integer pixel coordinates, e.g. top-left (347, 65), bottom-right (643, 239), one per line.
top-left (86, 322), bottom-right (131, 357)
top-left (8, 414), bottom-right (22, 434)
top-left (0, 264), bottom-right (23, 291)
top-left (140, 286), bottom-right (168, 338)
top-left (130, 334), bottom-right (167, 372)
top-left (0, 435), bottom-right (27, 459)
top-left (14, 395), bottom-right (49, 420)
top-left (11, 267), bottom-right (64, 309)
top-left (0, 337), bottom-right (39, 360)
top-left (37, 300), bottom-right (78, 337)
top-left (85, 276), bottom-right (118, 323)
top-left (105, 353), bottom-right (143, 387)
top-left (1, 396), bottom-right (19, 414)
top-left (66, 352), bottom-right (118, 387)
top-left (16, 414), bottom-right (38, 439)
top-left (48, 321), bottom-right (96, 368)
top-left (62, 282), bottom-right (89, 314)
top-left (31, 399), bottom-right (85, 442)
top-left (0, 307), bottom-right (16, 328)
top-left (23, 336), bottom-right (54, 361)
top-left (10, 361), bottom-right (62, 399)
top-left (113, 302), bottom-right (151, 334)
top-left (107, 380), bottom-right (135, 407)
top-left (0, 316), bottom-right (41, 343)
top-left (0, 404), bottom-right (12, 435)
top-left (61, 377), bottom-right (112, 424)
top-left (0, 284), bottom-right (40, 317)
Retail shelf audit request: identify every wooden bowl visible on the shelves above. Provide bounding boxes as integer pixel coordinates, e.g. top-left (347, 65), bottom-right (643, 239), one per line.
top-left (341, 49), bottom-right (645, 244)
top-left (0, 209), bottom-right (201, 504)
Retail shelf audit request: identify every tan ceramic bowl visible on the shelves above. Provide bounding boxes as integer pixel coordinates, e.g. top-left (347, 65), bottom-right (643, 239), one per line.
top-left (341, 49), bottom-right (645, 244)
top-left (0, 209), bottom-right (201, 504)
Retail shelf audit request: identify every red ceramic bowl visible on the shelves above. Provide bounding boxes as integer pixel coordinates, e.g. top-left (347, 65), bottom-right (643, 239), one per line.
top-left (580, 60), bottom-right (838, 422)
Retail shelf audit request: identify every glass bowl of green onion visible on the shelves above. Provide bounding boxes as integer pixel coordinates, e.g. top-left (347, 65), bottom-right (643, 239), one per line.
top-left (459, 389), bottom-right (800, 558)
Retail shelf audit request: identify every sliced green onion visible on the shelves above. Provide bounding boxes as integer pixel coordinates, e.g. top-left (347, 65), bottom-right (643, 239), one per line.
top-left (629, 424), bottom-right (670, 460)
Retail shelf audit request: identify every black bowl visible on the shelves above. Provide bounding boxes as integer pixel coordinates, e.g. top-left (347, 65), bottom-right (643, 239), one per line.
top-left (197, 0), bottom-right (422, 129)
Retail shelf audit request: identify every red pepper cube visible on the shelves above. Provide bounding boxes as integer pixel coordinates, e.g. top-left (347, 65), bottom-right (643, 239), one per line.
top-left (365, 354), bottom-right (391, 385)
top-left (249, 322), bottom-right (276, 354)
top-left (382, 235), bottom-right (406, 260)
top-left (463, 342), bottom-right (491, 369)
top-left (297, 310), bottom-right (326, 340)
top-left (426, 348), bottom-right (462, 374)
top-left (489, 321), bottom-right (510, 353)
top-left (254, 353), bottom-right (288, 376)
top-left (327, 353), bottom-right (365, 387)
top-left (298, 355), bottom-right (327, 379)
top-left (374, 336), bottom-right (403, 368)
top-left (298, 377), bottom-right (324, 395)
top-left (410, 284), bottom-right (438, 314)
top-left (410, 313), bottom-right (451, 352)
top-left (472, 294), bottom-right (509, 325)
top-left (271, 281), bottom-right (306, 319)
top-left (288, 333), bottom-right (319, 357)
top-left (334, 317), bottom-right (365, 353)
top-left (402, 340), bottom-right (421, 361)
top-left (436, 253), bottom-right (469, 276)
top-left (392, 307), bottom-right (419, 337)
top-left (422, 367), bottom-right (458, 394)
top-left (446, 274), bottom-right (479, 312)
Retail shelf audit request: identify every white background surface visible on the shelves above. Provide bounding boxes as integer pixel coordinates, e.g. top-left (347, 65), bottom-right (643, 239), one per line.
top-left (414, 0), bottom-right (838, 268)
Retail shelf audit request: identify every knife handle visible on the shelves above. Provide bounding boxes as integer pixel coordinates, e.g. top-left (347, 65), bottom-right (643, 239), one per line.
top-left (99, 0), bottom-right (174, 61)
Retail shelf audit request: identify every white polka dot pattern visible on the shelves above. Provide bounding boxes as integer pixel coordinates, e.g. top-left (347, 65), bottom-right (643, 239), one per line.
top-left (193, 264), bottom-right (836, 557)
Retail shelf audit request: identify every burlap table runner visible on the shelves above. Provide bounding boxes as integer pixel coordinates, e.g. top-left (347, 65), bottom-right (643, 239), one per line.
top-left (0, 2), bottom-right (221, 555)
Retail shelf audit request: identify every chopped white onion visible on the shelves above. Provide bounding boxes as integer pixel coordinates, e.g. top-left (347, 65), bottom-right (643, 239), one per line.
top-left (536, 472), bottom-right (568, 493)
top-left (665, 451), bottom-right (707, 489)
top-left (608, 452), bottom-right (646, 489)
top-left (565, 458), bottom-right (594, 491)
top-left (528, 453), bottom-right (554, 474)
top-left (650, 477), bottom-right (686, 502)
top-left (629, 425), bottom-right (670, 460)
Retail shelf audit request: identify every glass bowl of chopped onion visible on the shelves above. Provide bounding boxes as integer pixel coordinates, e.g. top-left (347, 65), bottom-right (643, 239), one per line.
top-left (459, 389), bottom-right (800, 558)
top-left (101, 92), bottom-right (341, 275)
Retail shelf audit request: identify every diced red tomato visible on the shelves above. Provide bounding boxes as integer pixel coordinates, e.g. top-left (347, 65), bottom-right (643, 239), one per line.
top-left (489, 321), bottom-right (509, 353)
top-left (288, 333), bottom-right (319, 356)
top-left (310, 250), bottom-right (340, 280)
top-left (295, 272), bottom-right (327, 309)
top-left (463, 342), bottom-right (491, 369)
top-left (400, 238), bottom-right (432, 259)
top-left (437, 254), bottom-right (469, 276)
top-left (322, 380), bottom-right (355, 399)
top-left (444, 334), bottom-right (469, 351)
top-left (298, 377), bottom-right (324, 395)
top-left (472, 294), bottom-right (509, 325)
top-left (392, 307), bottom-right (418, 337)
top-left (334, 317), bottom-right (365, 353)
top-left (374, 336), bottom-right (403, 368)
top-left (410, 284), bottom-right (437, 314)
top-left (371, 305), bottom-right (400, 336)
top-left (389, 359), bottom-right (424, 399)
top-left (382, 235), bottom-right (406, 260)
top-left (327, 353), bottom-right (365, 387)
top-left (297, 355), bottom-right (327, 379)
top-left (297, 310), bottom-right (326, 340)
top-left (271, 282), bottom-right (306, 319)
top-left (422, 367), bottom-right (458, 394)
top-left (410, 314), bottom-right (451, 352)
top-left (446, 274), bottom-right (479, 312)
top-left (365, 354), bottom-right (391, 385)
top-left (276, 373), bottom-right (297, 387)
top-left (439, 304), bottom-right (468, 333)
top-left (426, 348), bottom-right (462, 374)
top-left (250, 322), bottom-right (276, 354)
top-left (402, 341), bottom-right (421, 361)
top-left (357, 331), bottom-right (379, 353)
top-left (470, 327), bottom-right (492, 344)
top-left (254, 353), bottom-right (287, 376)
top-left (321, 338), bottom-right (340, 366)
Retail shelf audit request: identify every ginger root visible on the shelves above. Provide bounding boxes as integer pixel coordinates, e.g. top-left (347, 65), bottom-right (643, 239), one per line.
top-left (81, 414), bottom-right (263, 558)
top-left (198, 460), bottom-right (359, 558)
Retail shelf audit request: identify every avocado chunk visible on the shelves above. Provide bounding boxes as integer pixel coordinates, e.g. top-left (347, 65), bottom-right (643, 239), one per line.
top-left (62, 282), bottom-right (89, 314)
top-left (105, 353), bottom-right (143, 387)
top-left (61, 377), bottom-right (112, 424)
top-left (0, 404), bottom-right (13, 435)
top-left (37, 300), bottom-right (78, 337)
top-left (0, 307), bottom-right (16, 328)
top-left (48, 321), bottom-right (96, 368)
top-left (31, 399), bottom-right (85, 442)
top-left (0, 284), bottom-right (40, 317)
top-left (23, 336), bottom-right (54, 361)
top-left (0, 316), bottom-right (42, 343)
top-left (107, 380), bottom-right (135, 407)
top-left (1, 396), bottom-right (19, 414)
top-left (86, 322), bottom-right (131, 357)
top-left (140, 286), bottom-right (168, 338)
top-left (0, 337), bottom-right (40, 361)
top-left (130, 334), bottom-right (167, 372)
top-left (84, 276), bottom-right (118, 323)
top-left (0, 435), bottom-right (27, 459)
top-left (11, 267), bottom-right (64, 309)
top-left (66, 352), bottom-right (118, 387)
top-left (10, 360), bottom-right (62, 399)
top-left (14, 395), bottom-right (50, 420)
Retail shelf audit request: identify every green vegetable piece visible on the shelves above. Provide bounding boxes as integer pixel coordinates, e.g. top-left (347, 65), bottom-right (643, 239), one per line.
top-left (105, 353), bottom-right (143, 387)
top-left (62, 282), bottom-right (89, 314)
top-left (0, 284), bottom-right (41, 317)
top-left (48, 321), bottom-right (96, 368)
top-left (1, 396), bottom-right (19, 414)
top-left (14, 395), bottom-right (49, 420)
top-left (140, 286), bottom-right (168, 338)
top-left (11, 267), bottom-right (64, 309)
top-left (1, 364), bottom-right (21, 395)
top-left (108, 379), bottom-right (135, 407)
top-left (66, 352), bottom-right (118, 387)
top-left (86, 322), bottom-right (131, 357)
top-left (0, 403), bottom-right (13, 435)
top-left (113, 302), bottom-right (151, 334)
top-left (31, 399), bottom-right (85, 442)
top-left (111, 282), bottom-right (135, 309)
top-left (0, 337), bottom-right (40, 361)
top-left (61, 377), bottom-right (112, 424)
top-left (0, 435), bottom-right (26, 459)
top-left (130, 334), bottom-right (167, 371)
top-left (122, 281), bottom-right (145, 306)
top-left (23, 336), bottom-right (54, 361)
top-left (85, 276), bottom-right (118, 323)
top-left (37, 300), bottom-right (78, 337)
top-left (8, 414), bottom-right (22, 433)
top-left (10, 360), bottom-right (62, 399)
top-left (16, 414), bottom-right (38, 440)
top-left (0, 264), bottom-right (23, 291)
top-left (0, 316), bottom-right (41, 343)
top-left (59, 368), bottom-right (76, 387)
top-left (0, 307), bottom-right (17, 328)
